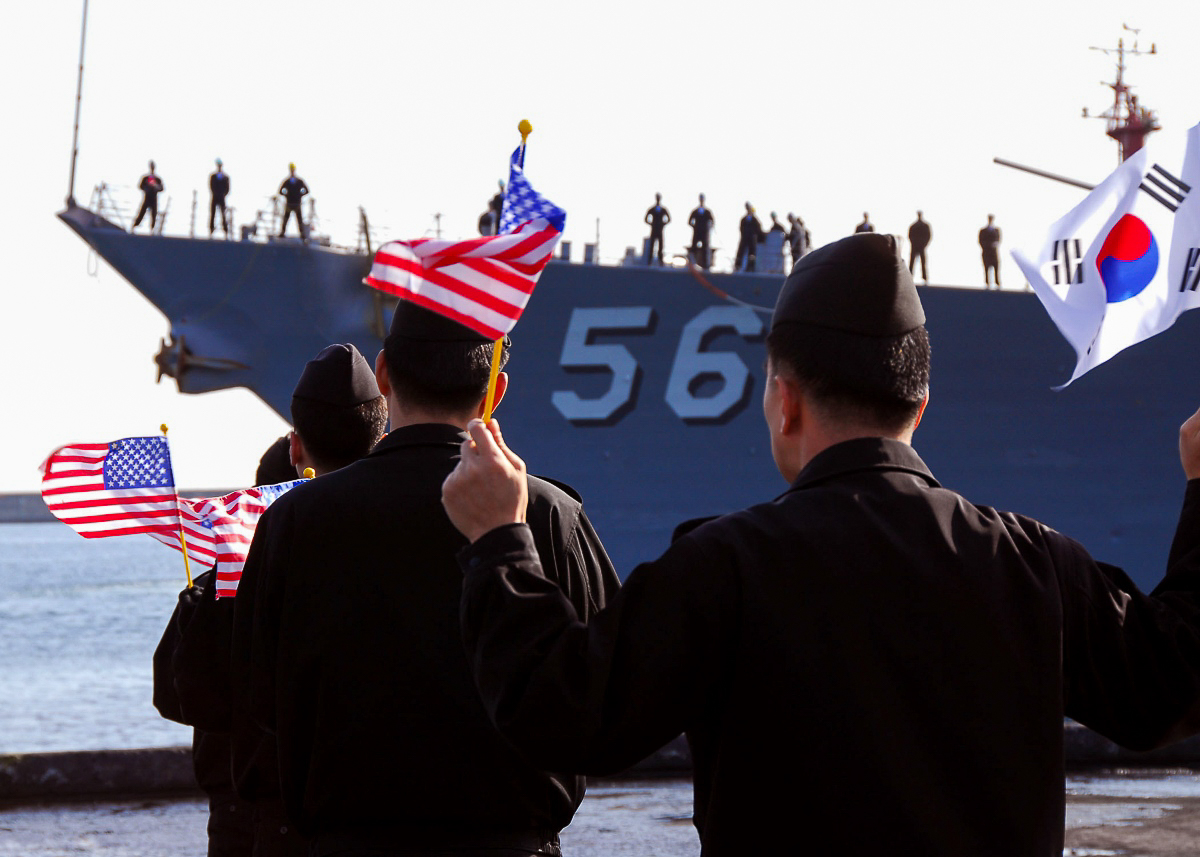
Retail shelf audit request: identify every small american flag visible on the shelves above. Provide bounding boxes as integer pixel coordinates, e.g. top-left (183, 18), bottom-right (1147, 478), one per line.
top-left (41, 437), bottom-right (180, 539)
top-left (42, 437), bottom-right (304, 597)
top-left (159, 482), bottom-right (304, 598)
top-left (365, 145), bottom-right (566, 340)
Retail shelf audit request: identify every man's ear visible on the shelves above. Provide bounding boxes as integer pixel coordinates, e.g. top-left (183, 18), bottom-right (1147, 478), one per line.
top-left (289, 431), bottom-right (303, 469)
top-left (776, 374), bottom-right (805, 437)
top-left (374, 350), bottom-right (391, 398)
top-left (913, 391), bottom-right (930, 430)
top-left (474, 372), bottom-right (509, 418)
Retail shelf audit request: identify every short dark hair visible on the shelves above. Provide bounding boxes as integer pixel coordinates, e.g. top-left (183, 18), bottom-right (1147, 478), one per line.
top-left (255, 435), bottom-right (295, 486)
top-left (290, 395), bottom-right (388, 472)
top-left (767, 323), bottom-right (930, 431)
top-left (383, 335), bottom-right (510, 415)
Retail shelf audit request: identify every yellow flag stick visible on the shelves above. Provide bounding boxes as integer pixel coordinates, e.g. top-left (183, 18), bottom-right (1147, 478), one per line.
top-left (483, 339), bottom-right (504, 423)
top-left (161, 424), bottom-right (193, 589)
top-left (483, 119), bottom-right (533, 424)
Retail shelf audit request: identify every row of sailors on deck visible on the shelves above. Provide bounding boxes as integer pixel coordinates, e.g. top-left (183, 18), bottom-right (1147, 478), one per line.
top-left (131, 159), bottom-right (309, 240)
top-left (636, 196), bottom-right (1004, 286)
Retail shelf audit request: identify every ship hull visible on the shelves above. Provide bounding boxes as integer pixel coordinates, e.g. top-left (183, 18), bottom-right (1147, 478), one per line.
top-left (61, 204), bottom-right (1200, 587)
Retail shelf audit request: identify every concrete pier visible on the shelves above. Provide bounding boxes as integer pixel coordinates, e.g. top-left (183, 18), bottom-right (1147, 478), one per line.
top-left (5, 728), bottom-right (1200, 806)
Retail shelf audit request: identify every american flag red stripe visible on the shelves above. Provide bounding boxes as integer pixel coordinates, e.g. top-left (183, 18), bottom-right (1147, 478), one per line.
top-left (365, 218), bottom-right (562, 340)
top-left (150, 482), bottom-right (304, 598)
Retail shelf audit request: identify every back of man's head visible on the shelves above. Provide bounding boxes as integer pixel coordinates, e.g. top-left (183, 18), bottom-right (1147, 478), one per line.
top-left (255, 435), bottom-right (295, 486)
top-left (383, 302), bottom-right (510, 419)
top-left (290, 343), bottom-right (388, 473)
top-left (767, 233), bottom-right (930, 433)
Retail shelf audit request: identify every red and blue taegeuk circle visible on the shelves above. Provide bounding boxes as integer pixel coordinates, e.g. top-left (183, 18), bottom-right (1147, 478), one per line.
top-left (1095, 214), bottom-right (1159, 303)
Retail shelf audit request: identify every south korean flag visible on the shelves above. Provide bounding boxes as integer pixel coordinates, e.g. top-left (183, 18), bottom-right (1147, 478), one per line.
top-left (1014, 121), bottom-right (1200, 387)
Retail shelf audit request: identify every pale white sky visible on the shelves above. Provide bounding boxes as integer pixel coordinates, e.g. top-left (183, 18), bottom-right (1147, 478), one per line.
top-left (1, 0), bottom-right (1196, 492)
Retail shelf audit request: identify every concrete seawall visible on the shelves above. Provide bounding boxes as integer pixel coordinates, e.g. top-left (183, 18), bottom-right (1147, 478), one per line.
top-left (0, 737), bottom-right (691, 806)
top-left (0, 747), bottom-right (196, 804)
top-left (3, 727), bottom-right (1200, 806)
top-left (0, 494), bottom-right (55, 523)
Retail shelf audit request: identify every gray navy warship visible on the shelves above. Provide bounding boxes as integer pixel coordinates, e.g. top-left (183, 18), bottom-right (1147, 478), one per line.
top-left (57, 196), bottom-right (1200, 591)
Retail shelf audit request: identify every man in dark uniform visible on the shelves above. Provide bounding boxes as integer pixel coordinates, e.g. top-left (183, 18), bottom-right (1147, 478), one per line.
top-left (786, 212), bottom-right (807, 266)
top-left (442, 232), bottom-right (1200, 856)
top-left (855, 211), bottom-right (874, 233)
top-left (735, 202), bottom-right (763, 272)
top-left (908, 210), bottom-right (931, 284)
top-left (210, 159), bottom-right (231, 238)
top-left (489, 180), bottom-right (506, 234)
top-left (229, 303), bottom-right (619, 856)
top-left (980, 213), bottom-right (1002, 288)
top-left (478, 209), bottom-right (495, 236)
top-left (687, 193), bottom-right (714, 269)
top-left (155, 344), bottom-right (387, 857)
top-left (644, 192), bottom-right (670, 265)
top-left (278, 163), bottom-right (309, 239)
top-left (132, 160), bottom-right (164, 233)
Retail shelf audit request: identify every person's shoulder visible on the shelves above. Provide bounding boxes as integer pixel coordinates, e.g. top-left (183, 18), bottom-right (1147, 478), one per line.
top-left (927, 483), bottom-right (1061, 553)
top-left (667, 503), bottom-right (766, 551)
top-left (526, 472), bottom-right (584, 509)
top-left (521, 474), bottom-right (592, 547)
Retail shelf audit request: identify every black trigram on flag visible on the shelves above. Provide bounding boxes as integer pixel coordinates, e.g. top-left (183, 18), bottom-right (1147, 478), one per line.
top-left (1052, 238), bottom-right (1084, 285)
top-left (1181, 248), bottom-right (1200, 293)
top-left (1140, 164), bottom-right (1191, 212)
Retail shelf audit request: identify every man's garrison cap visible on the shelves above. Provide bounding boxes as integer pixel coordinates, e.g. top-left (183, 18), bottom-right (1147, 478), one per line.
top-left (772, 233), bottom-right (925, 337)
top-left (387, 300), bottom-right (509, 345)
top-left (292, 343), bottom-right (381, 407)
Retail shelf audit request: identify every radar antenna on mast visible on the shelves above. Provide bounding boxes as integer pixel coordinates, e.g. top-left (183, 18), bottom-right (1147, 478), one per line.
top-left (1082, 24), bottom-right (1159, 164)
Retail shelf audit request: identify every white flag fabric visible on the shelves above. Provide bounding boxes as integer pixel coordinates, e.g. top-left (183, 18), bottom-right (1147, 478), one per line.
top-left (1013, 121), bottom-right (1200, 387)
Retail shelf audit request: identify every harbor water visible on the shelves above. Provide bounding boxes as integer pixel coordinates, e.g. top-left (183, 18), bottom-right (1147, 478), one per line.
top-left (0, 523), bottom-right (192, 754)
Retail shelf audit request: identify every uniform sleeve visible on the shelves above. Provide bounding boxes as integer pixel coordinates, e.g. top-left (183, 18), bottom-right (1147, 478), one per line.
top-left (229, 501), bottom-right (293, 799)
top-left (152, 582), bottom-right (202, 724)
top-left (1061, 479), bottom-right (1200, 749)
top-left (459, 522), bottom-right (738, 776)
top-left (172, 572), bottom-right (236, 733)
top-left (551, 507), bottom-right (621, 622)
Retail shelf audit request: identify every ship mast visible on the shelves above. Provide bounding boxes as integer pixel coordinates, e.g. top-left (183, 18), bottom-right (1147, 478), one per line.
top-left (67, 0), bottom-right (88, 206)
top-left (1082, 24), bottom-right (1159, 164)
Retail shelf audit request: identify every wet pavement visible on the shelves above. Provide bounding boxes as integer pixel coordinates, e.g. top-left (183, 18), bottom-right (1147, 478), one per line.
top-left (1064, 770), bottom-right (1200, 856)
top-left (0, 780), bottom-right (699, 857)
top-left (4, 772), bottom-right (1200, 855)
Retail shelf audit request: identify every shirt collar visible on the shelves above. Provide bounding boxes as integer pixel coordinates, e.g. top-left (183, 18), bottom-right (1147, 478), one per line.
top-left (369, 422), bottom-right (467, 457)
top-left (784, 437), bottom-right (940, 495)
